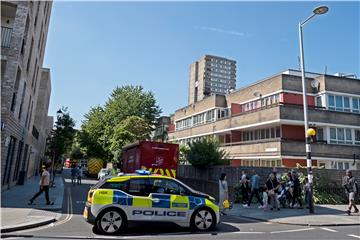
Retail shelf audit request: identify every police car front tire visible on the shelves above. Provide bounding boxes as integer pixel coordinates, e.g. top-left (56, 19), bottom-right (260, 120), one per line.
top-left (190, 208), bottom-right (216, 231)
top-left (96, 208), bottom-right (127, 235)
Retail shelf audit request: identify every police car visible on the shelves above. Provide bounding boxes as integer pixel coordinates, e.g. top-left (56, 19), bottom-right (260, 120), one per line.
top-left (83, 170), bottom-right (220, 235)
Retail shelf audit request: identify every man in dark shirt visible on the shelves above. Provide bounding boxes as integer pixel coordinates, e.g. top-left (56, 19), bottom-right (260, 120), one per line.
top-left (266, 172), bottom-right (280, 211)
top-left (343, 170), bottom-right (359, 215)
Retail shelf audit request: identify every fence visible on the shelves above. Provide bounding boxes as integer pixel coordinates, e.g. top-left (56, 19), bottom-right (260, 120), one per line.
top-left (177, 165), bottom-right (360, 201)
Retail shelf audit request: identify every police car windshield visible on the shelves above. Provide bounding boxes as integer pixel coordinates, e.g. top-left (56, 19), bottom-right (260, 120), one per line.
top-left (92, 178), bottom-right (107, 189)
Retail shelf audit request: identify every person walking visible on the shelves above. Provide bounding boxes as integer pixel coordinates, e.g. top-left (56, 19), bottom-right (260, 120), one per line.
top-left (291, 170), bottom-right (303, 209)
top-left (240, 170), bottom-right (249, 204)
top-left (266, 172), bottom-right (280, 211)
top-left (71, 164), bottom-right (77, 185)
top-left (243, 170), bottom-right (264, 208)
top-left (343, 169), bottom-right (359, 215)
top-left (28, 164), bottom-right (54, 205)
top-left (219, 173), bottom-right (229, 215)
top-left (77, 165), bottom-right (83, 185)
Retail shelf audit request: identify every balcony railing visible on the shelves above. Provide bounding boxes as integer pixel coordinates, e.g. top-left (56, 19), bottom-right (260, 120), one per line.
top-left (1, 26), bottom-right (12, 48)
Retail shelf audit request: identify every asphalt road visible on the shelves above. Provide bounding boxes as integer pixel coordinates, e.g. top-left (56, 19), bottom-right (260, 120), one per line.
top-left (2, 169), bottom-right (360, 240)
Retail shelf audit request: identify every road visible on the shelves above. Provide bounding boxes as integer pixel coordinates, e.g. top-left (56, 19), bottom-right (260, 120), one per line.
top-left (2, 169), bottom-right (360, 240)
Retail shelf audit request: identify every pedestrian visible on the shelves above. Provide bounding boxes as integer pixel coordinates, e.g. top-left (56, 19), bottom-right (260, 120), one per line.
top-left (303, 177), bottom-right (310, 208)
top-left (243, 170), bottom-right (264, 208)
top-left (219, 173), bottom-right (229, 215)
top-left (291, 170), bottom-right (303, 209)
top-left (28, 163), bottom-right (54, 205)
top-left (343, 169), bottom-right (359, 215)
top-left (77, 165), bottom-right (83, 185)
top-left (240, 170), bottom-right (249, 203)
top-left (71, 164), bottom-right (77, 185)
top-left (266, 172), bottom-right (280, 211)
top-left (262, 184), bottom-right (269, 211)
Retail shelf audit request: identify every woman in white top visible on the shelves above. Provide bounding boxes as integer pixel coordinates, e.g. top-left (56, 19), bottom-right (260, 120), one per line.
top-left (219, 173), bottom-right (228, 215)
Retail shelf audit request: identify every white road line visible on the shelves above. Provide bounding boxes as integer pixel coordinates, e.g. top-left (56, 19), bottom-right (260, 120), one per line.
top-left (270, 228), bottom-right (315, 234)
top-left (320, 227), bottom-right (338, 233)
top-left (348, 234), bottom-right (360, 239)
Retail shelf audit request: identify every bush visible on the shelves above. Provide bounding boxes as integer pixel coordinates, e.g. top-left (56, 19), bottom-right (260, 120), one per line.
top-left (186, 137), bottom-right (228, 168)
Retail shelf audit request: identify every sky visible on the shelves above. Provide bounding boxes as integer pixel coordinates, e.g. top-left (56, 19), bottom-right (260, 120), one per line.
top-left (43, 1), bottom-right (359, 128)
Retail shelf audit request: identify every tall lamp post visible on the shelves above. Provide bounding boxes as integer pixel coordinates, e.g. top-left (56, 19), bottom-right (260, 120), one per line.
top-left (299, 6), bottom-right (329, 214)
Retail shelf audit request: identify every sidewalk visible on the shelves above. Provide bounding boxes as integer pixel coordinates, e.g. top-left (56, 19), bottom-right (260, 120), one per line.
top-left (228, 203), bottom-right (360, 226)
top-left (1, 175), bottom-right (64, 233)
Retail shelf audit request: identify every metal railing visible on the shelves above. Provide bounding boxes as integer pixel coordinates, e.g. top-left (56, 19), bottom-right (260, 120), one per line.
top-left (1, 26), bottom-right (13, 48)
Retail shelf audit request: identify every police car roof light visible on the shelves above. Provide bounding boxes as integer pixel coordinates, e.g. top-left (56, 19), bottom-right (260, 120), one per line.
top-left (135, 170), bottom-right (150, 175)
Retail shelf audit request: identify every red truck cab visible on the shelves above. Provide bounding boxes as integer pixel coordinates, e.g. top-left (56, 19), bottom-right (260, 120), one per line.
top-left (121, 141), bottom-right (179, 178)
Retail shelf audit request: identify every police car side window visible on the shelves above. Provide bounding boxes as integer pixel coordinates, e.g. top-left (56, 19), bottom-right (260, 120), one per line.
top-left (150, 179), bottom-right (185, 195)
top-left (128, 178), bottom-right (151, 197)
top-left (100, 181), bottom-right (128, 191)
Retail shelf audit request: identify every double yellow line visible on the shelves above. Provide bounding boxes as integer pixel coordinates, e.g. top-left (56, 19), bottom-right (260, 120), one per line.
top-left (55, 188), bottom-right (73, 225)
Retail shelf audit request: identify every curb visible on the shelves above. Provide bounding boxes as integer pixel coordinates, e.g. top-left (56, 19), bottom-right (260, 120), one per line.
top-left (0, 217), bottom-right (57, 233)
top-left (229, 214), bottom-right (360, 227)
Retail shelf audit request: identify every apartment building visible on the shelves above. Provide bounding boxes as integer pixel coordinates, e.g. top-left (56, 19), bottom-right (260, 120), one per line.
top-left (1, 1), bottom-right (53, 189)
top-left (169, 70), bottom-right (360, 170)
top-left (188, 55), bottom-right (236, 104)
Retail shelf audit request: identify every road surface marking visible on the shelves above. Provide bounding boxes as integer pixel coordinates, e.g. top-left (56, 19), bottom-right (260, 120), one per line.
top-left (320, 227), bottom-right (338, 232)
top-left (270, 228), bottom-right (315, 234)
top-left (348, 234), bottom-right (360, 239)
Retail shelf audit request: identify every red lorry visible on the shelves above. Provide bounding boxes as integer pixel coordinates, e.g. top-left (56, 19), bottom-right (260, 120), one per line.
top-left (121, 141), bottom-right (179, 178)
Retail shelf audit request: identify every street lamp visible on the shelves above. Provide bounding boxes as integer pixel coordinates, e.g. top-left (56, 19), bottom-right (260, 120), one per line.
top-left (298, 6), bottom-right (328, 214)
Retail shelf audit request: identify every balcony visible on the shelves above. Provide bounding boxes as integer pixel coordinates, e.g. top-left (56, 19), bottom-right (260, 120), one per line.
top-left (281, 140), bottom-right (359, 160)
top-left (221, 139), bottom-right (281, 158)
top-left (1, 26), bottom-right (12, 48)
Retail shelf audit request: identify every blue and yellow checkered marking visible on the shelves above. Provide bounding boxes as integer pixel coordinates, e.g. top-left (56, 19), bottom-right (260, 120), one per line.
top-left (188, 196), bottom-right (205, 210)
top-left (151, 194), bottom-right (171, 208)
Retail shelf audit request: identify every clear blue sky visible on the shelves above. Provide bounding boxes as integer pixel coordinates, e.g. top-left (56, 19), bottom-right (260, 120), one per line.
top-left (43, 1), bottom-right (359, 128)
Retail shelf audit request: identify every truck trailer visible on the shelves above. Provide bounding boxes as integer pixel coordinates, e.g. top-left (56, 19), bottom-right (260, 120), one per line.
top-left (121, 141), bottom-right (179, 178)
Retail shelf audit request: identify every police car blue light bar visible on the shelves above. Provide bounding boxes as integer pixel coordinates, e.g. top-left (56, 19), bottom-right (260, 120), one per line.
top-left (135, 170), bottom-right (150, 175)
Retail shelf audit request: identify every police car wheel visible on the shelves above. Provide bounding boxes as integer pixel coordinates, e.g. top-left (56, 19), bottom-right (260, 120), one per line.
top-left (191, 208), bottom-right (215, 231)
top-left (96, 208), bottom-right (126, 235)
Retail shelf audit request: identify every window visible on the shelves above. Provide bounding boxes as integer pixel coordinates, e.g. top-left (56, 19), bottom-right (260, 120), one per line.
top-left (355, 130), bottom-right (360, 145)
top-left (275, 126), bottom-right (281, 138)
top-left (149, 178), bottom-right (186, 195)
top-left (337, 128), bottom-right (344, 144)
top-left (329, 127), bottom-right (354, 145)
top-left (317, 128), bottom-right (324, 141)
top-left (328, 94), bottom-right (359, 113)
top-left (330, 128), bottom-right (337, 143)
top-left (335, 96), bottom-right (343, 111)
top-left (11, 68), bottom-right (21, 112)
top-left (328, 95), bottom-right (335, 110)
top-left (100, 181), bottom-right (128, 191)
top-left (316, 96), bottom-right (322, 107)
top-left (353, 98), bottom-right (359, 113)
top-left (343, 97), bottom-right (350, 112)
top-left (128, 178), bottom-right (151, 196)
top-left (18, 82), bottom-right (27, 120)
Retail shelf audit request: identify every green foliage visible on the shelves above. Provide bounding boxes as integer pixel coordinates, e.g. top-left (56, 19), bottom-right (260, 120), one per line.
top-left (186, 137), bottom-right (228, 168)
top-left (46, 107), bottom-right (76, 164)
top-left (179, 144), bottom-right (190, 165)
top-left (109, 116), bottom-right (152, 162)
top-left (80, 85), bottom-right (161, 163)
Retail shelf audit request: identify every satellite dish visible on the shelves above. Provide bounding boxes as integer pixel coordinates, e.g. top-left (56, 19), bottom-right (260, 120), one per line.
top-left (311, 79), bottom-right (320, 91)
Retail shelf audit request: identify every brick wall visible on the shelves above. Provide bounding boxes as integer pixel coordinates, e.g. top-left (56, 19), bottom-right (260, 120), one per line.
top-left (178, 165), bottom-right (360, 201)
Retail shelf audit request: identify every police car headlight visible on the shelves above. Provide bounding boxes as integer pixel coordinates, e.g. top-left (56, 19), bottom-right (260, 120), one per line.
top-left (208, 196), bottom-right (216, 203)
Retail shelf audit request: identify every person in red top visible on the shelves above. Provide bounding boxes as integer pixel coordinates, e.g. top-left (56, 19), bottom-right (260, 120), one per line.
top-left (28, 163), bottom-right (54, 205)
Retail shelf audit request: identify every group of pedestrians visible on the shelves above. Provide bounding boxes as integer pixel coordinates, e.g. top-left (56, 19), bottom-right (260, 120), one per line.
top-left (219, 168), bottom-right (359, 215)
top-left (71, 164), bottom-right (83, 185)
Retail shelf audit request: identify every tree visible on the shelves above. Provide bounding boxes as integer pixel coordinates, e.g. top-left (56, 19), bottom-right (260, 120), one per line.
top-left (79, 106), bottom-right (109, 159)
top-left (79, 85), bottom-right (161, 162)
top-left (46, 107), bottom-right (76, 166)
top-left (179, 144), bottom-right (190, 165)
top-left (186, 137), bottom-right (228, 168)
top-left (109, 116), bottom-right (152, 162)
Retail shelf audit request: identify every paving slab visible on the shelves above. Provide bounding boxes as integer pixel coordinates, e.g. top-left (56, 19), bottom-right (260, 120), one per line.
top-left (228, 203), bottom-right (360, 226)
top-left (1, 175), bottom-right (64, 232)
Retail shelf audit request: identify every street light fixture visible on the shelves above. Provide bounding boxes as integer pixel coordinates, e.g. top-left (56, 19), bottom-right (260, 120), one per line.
top-left (298, 6), bottom-right (329, 214)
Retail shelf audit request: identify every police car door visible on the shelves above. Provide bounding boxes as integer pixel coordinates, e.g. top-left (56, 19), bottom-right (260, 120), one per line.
top-left (149, 178), bottom-right (189, 222)
top-left (127, 177), bottom-right (153, 221)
